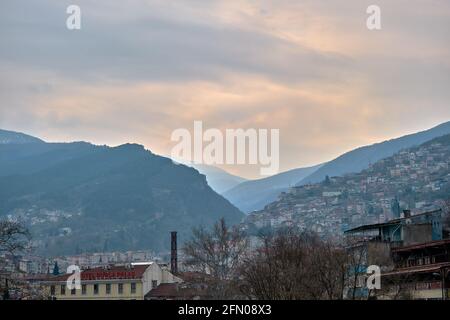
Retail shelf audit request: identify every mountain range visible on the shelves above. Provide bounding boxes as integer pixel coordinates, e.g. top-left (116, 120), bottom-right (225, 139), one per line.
top-left (0, 131), bottom-right (243, 256)
top-left (223, 164), bottom-right (322, 213)
top-left (296, 121), bottom-right (450, 186)
top-left (223, 121), bottom-right (450, 213)
top-left (188, 164), bottom-right (247, 194)
top-left (2, 120), bottom-right (450, 255)
top-left (0, 129), bottom-right (44, 145)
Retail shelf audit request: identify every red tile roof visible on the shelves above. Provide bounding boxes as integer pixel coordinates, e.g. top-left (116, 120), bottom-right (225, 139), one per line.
top-left (48, 264), bottom-right (152, 282)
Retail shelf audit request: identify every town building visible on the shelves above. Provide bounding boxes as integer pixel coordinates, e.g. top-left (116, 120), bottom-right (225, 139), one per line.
top-left (379, 239), bottom-right (450, 299)
top-left (42, 262), bottom-right (182, 300)
top-left (344, 209), bottom-right (449, 299)
top-left (344, 209), bottom-right (443, 247)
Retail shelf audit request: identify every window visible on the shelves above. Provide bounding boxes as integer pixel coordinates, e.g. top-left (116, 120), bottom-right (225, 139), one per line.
top-left (118, 283), bottom-right (123, 294)
top-left (152, 280), bottom-right (158, 288)
top-left (130, 282), bottom-right (136, 294)
top-left (60, 285), bottom-right (66, 295)
top-left (71, 287), bottom-right (76, 295)
top-left (82, 284), bottom-right (87, 295)
top-left (50, 285), bottom-right (55, 296)
top-left (106, 283), bottom-right (111, 295)
top-left (93, 284), bottom-right (99, 295)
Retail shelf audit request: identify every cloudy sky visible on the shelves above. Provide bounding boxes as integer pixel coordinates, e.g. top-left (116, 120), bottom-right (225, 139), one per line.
top-left (1, 0), bottom-right (449, 179)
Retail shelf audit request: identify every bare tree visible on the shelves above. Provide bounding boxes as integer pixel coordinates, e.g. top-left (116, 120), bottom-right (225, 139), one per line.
top-left (375, 273), bottom-right (415, 300)
top-left (0, 218), bottom-right (31, 299)
top-left (239, 228), bottom-right (348, 300)
top-left (344, 239), bottom-right (369, 300)
top-left (183, 218), bottom-right (248, 299)
top-left (308, 239), bottom-right (348, 300)
top-left (239, 229), bottom-right (313, 299)
top-left (0, 219), bottom-right (30, 256)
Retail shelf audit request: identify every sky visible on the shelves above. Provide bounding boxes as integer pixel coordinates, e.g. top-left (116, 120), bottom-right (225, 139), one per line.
top-left (1, 0), bottom-right (450, 179)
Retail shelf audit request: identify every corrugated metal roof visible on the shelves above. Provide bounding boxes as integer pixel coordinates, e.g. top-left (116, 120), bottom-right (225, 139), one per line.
top-left (382, 262), bottom-right (450, 277)
top-left (345, 209), bottom-right (442, 234)
top-left (392, 239), bottom-right (450, 253)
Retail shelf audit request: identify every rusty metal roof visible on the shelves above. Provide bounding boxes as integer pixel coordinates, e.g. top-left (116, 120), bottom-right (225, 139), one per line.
top-left (382, 262), bottom-right (450, 277)
top-left (392, 238), bottom-right (450, 253)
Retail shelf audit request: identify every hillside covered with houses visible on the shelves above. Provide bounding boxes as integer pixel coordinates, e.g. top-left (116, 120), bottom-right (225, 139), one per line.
top-left (244, 134), bottom-right (450, 238)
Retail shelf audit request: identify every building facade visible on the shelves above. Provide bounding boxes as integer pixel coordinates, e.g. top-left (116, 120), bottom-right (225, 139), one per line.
top-left (42, 262), bottom-right (182, 300)
top-left (379, 239), bottom-right (450, 300)
top-left (344, 209), bottom-right (449, 299)
top-left (345, 209), bottom-right (443, 247)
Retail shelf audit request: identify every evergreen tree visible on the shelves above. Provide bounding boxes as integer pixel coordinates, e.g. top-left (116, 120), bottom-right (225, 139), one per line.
top-left (391, 198), bottom-right (401, 219)
top-left (52, 261), bottom-right (60, 275)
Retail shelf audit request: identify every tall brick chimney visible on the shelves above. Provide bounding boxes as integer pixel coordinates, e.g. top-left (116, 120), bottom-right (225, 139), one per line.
top-left (170, 231), bottom-right (178, 274)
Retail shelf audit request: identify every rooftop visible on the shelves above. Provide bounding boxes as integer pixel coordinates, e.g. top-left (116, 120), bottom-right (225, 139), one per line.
top-left (382, 262), bottom-right (450, 277)
top-left (145, 282), bottom-right (205, 300)
top-left (46, 263), bottom-right (153, 282)
top-left (344, 209), bottom-right (442, 234)
top-left (392, 238), bottom-right (450, 253)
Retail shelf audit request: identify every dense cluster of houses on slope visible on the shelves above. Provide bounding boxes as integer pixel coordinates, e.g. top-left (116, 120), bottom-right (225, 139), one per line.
top-left (245, 140), bottom-right (450, 240)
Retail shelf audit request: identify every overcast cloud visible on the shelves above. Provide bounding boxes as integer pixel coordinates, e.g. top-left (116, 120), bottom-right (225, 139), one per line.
top-left (1, 0), bottom-right (449, 178)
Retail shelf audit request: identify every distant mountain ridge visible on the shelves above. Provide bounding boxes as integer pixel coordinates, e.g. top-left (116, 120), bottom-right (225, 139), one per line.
top-left (223, 121), bottom-right (450, 213)
top-left (0, 130), bottom-right (243, 256)
top-left (0, 129), bottom-right (44, 144)
top-left (2, 120), bottom-right (450, 255)
top-left (190, 164), bottom-right (247, 194)
top-left (297, 121), bottom-right (450, 186)
top-left (223, 164), bottom-right (322, 213)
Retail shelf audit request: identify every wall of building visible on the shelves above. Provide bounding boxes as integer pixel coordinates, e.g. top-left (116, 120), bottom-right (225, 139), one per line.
top-left (413, 288), bottom-right (445, 300)
top-left (403, 224), bottom-right (433, 246)
top-left (46, 280), bottom-right (144, 300)
top-left (381, 224), bottom-right (402, 242)
top-left (141, 263), bottom-right (182, 296)
top-left (43, 263), bottom-right (183, 300)
top-left (367, 242), bottom-right (393, 266)
top-left (409, 210), bottom-right (443, 240)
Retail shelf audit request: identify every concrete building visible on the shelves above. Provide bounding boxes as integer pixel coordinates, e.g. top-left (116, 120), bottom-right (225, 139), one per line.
top-left (344, 209), bottom-right (443, 247)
